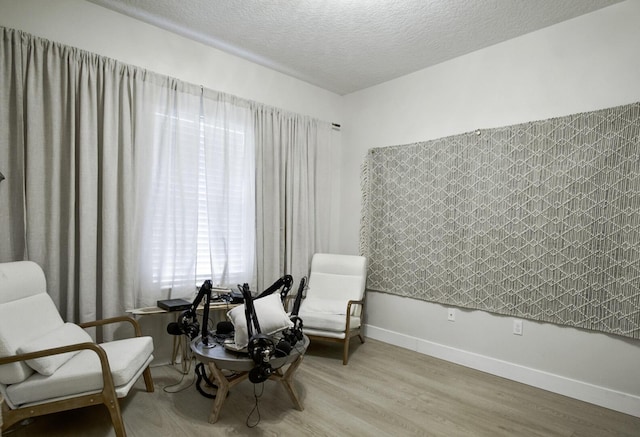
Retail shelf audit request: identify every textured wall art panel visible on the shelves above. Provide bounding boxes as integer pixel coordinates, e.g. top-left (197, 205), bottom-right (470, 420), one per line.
top-left (361, 103), bottom-right (640, 339)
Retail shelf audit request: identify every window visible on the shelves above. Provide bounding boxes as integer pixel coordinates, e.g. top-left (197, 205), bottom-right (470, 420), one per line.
top-left (143, 98), bottom-right (255, 295)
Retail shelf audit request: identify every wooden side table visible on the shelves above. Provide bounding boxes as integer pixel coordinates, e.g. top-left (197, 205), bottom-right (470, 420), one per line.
top-left (191, 335), bottom-right (309, 423)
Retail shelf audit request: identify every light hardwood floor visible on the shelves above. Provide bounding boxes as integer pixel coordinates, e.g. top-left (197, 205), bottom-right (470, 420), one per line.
top-left (3, 338), bottom-right (639, 436)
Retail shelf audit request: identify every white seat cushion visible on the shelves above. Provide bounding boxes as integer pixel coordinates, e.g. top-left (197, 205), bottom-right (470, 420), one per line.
top-left (5, 336), bottom-right (153, 406)
top-left (303, 328), bottom-right (349, 340)
top-left (299, 311), bottom-right (361, 333)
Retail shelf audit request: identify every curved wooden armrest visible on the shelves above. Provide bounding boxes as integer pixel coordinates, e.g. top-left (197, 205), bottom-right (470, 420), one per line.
top-left (346, 299), bottom-right (365, 310)
top-left (79, 315), bottom-right (143, 337)
top-left (0, 318), bottom-right (142, 366)
top-left (345, 299), bottom-right (365, 334)
top-left (346, 299), bottom-right (365, 316)
top-left (0, 342), bottom-right (107, 366)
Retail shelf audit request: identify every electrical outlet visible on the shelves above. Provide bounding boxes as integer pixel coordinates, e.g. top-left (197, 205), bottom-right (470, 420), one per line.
top-left (513, 319), bottom-right (523, 335)
top-left (447, 308), bottom-right (456, 322)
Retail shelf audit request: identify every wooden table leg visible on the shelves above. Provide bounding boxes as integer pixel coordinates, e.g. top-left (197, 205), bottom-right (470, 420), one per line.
top-left (273, 355), bottom-right (304, 411)
top-left (205, 362), bottom-right (249, 423)
top-left (170, 314), bottom-right (190, 374)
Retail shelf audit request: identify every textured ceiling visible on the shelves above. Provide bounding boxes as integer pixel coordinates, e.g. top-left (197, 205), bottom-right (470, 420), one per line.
top-left (86, 0), bottom-right (621, 95)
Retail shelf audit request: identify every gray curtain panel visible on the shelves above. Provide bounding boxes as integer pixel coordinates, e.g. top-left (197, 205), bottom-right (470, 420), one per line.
top-left (254, 109), bottom-right (334, 291)
top-left (361, 103), bottom-right (640, 339)
top-left (0, 27), bottom-right (143, 325)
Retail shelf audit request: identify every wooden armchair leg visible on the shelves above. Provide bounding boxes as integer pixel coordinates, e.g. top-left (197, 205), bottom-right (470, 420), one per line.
top-left (104, 395), bottom-right (126, 437)
top-left (342, 338), bottom-right (350, 365)
top-left (142, 366), bottom-right (155, 392)
top-left (342, 332), bottom-right (365, 365)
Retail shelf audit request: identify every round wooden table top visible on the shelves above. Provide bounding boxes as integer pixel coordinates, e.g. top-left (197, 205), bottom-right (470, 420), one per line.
top-left (191, 334), bottom-right (309, 372)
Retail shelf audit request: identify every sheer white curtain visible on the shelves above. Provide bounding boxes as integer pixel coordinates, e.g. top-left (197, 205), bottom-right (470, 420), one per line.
top-left (138, 86), bottom-right (256, 305)
top-left (136, 81), bottom-right (202, 303)
top-left (201, 92), bottom-right (256, 290)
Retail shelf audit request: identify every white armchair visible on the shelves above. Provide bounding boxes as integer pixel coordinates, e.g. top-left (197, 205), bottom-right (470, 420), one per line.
top-left (297, 253), bottom-right (367, 365)
top-left (0, 261), bottom-right (154, 436)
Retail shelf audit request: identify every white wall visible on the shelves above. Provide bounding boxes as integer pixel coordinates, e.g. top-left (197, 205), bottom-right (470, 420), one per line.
top-left (0, 0), bottom-right (342, 123)
top-left (342, 1), bottom-right (640, 417)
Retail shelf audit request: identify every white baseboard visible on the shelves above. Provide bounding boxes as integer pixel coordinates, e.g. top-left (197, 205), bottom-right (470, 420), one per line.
top-left (364, 324), bottom-right (640, 418)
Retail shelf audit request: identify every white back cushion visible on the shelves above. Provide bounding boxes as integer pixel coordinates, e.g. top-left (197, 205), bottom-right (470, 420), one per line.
top-left (303, 254), bottom-right (367, 308)
top-left (0, 261), bottom-right (47, 304)
top-left (307, 272), bottom-right (366, 303)
top-left (0, 261), bottom-right (64, 384)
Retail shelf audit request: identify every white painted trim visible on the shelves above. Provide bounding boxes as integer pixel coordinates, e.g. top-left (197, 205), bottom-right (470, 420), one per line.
top-left (364, 324), bottom-right (640, 418)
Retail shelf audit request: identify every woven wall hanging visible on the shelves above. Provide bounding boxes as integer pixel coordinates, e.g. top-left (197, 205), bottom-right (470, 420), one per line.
top-left (361, 102), bottom-right (640, 339)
